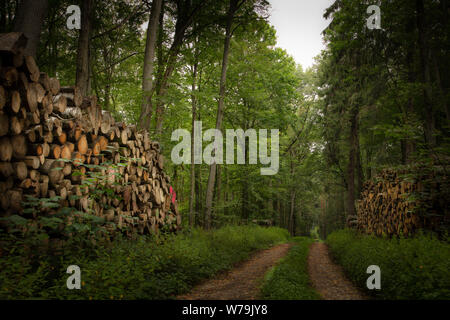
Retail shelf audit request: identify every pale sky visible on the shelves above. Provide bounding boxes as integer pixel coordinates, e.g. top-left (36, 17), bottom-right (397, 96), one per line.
top-left (268, 0), bottom-right (334, 69)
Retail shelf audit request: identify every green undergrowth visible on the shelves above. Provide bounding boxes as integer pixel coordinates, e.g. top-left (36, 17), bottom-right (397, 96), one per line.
top-left (0, 225), bottom-right (289, 300)
top-left (260, 237), bottom-right (320, 300)
top-left (326, 229), bottom-right (450, 300)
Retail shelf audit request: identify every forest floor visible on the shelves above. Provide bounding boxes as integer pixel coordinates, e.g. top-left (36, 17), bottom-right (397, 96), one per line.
top-left (177, 243), bottom-right (292, 300)
top-left (307, 243), bottom-right (369, 300)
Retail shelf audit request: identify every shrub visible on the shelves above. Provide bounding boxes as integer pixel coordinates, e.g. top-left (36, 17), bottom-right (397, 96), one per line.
top-left (0, 225), bottom-right (289, 299)
top-left (260, 237), bottom-right (320, 300)
top-left (326, 229), bottom-right (450, 300)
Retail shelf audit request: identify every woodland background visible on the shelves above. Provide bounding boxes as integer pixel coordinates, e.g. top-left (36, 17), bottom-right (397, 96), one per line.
top-left (1, 0), bottom-right (449, 238)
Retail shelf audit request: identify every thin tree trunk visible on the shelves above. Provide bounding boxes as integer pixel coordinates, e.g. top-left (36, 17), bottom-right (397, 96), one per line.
top-left (289, 191), bottom-right (295, 236)
top-left (46, 6), bottom-right (57, 76)
top-left (154, 32), bottom-right (183, 133)
top-left (104, 84), bottom-right (110, 110)
top-left (284, 202), bottom-right (288, 229)
top-left (268, 179), bottom-right (274, 220)
top-left (416, 0), bottom-right (436, 147)
top-left (195, 164), bottom-right (202, 227)
top-left (216, 164), bottom-right (222, 215)
top-left (402, 14), bottom-right (417, 164)
top-left (241, 166), bottom-right (249, 221)
top-left (75, 0), bottom-right (93, 96)
top-left (277, 198), bottom-right (281, 227)
top-left (87, 47), bottom-right (92, 94)
top-left (431, 51), bottom-right (449, 125)
top-left (189, 59), bottom-right (198, 227)
top-left (346, 107), bottom-right (358, 223)
top-left (13, 0), bottom-right (48, 57)
top-left (340, 186), bottom-right (346, 227)
top-left (204, 0), bottom-right (239, 230)
top-left (138, 0), bottom-right (163, 130)
top-left (151, 6), bottom-right (165, 130)
top-left (224, 166), bottom-right (229, 216)
top-left (289, 151), bottom-right (295, 235)
top-left (365, 148), bottom-right (372, 181)
top-left (154, 1), bottom-right (204, 133)
top-left (356, 120), bottom-right (363, 198)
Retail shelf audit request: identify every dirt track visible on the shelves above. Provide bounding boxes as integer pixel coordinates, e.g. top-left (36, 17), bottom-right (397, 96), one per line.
top-left (177, 243), bottom-right (292, 300)
top-left (307, 242), bottom-right (368, 300)
top-left (178, 241), bottom-right (368, 300)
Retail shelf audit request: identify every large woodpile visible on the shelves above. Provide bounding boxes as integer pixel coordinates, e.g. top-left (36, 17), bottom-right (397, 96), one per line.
top-left (356, 168), bottom-right (449, 237)
top-left (0, 33), bottom-right (180, 235)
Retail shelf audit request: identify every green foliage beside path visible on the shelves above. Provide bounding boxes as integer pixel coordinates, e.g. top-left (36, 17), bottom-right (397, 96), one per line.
top-left (0, 225), bottom-right (289, 300)
top-left (326, 229), bottom-right (450, 300)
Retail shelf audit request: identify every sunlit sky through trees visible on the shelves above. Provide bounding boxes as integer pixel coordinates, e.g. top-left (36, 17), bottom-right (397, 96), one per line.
top-left (268, 0), bottom-right (334, 69)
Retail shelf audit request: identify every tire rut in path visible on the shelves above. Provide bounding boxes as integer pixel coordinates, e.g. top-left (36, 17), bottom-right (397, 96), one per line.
top-left (177, 243), bottom-right (292, 300)
top-left (307, 242), bottom-right (369, 300)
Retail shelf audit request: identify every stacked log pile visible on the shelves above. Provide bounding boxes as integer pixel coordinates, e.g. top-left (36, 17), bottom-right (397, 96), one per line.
top-left (356, 168), bottom-right (449, 237)
top-left (0, 33), bottom-right (180, 235)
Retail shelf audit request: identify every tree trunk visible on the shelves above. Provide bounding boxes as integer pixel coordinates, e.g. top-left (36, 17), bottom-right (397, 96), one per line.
top-left (284, 202), bottom-right (288, 229)
top-left (216, 163), bottom-right (222, 215)
top-left (268, 179), bottom-right (274, 220)
top-left (153, 0), bottom-right (207, 134)
top-left (189, 59), bottom-right (198, 227)
top-left (277, 198), bottom-right (281, 227)
top-left (195, 163), bottom-right (202, 226)
top-left (416, 0), bottom-right (436, 148)
top-left (355, 119), bottom-right (363, 198)
top-left (154, 36), bottom-right (183, 133)
top-left (402, 14), bottom-right (417, 164)
top-left (138, 0), bottom-right (163, 130)
top-left (241, 166), bottom-right (249, 221)
top-left (104, 84), bottom-right (110, 110)
top-left (431, 51), bottom-right (449, 126)
top-left (75, 0), bottom-right (92, 96)
top-left (204, 0), bottom-right (239, 230)
top-left (13, 0), bottom-right (48, 57)
top-left (346, 107), bottom-right (358, 223)
top-left (289, 152), bottom-right (295, 235)
top-left (224, 165), bottom-right (229, 216)
top-left (289, 190), bottom-right (295, 236)
top-left (365, 148), bottom-right (372, 180)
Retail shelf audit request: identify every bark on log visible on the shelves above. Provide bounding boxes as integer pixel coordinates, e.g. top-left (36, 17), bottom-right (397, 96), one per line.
top-left (0, 33), bottom-right (28, 55)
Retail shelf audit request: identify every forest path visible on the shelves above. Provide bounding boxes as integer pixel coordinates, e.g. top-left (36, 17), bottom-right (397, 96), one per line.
top-left (307, 242), bottom-right (369, 300)
top-left (177, 243), bottom-right (292, 300)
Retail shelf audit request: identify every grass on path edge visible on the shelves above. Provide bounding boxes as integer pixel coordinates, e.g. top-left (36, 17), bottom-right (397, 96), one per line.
top-left (260, 237), bottom-right (321, 300)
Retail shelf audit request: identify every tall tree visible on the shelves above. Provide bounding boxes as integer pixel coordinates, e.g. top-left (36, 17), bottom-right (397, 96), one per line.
top-left (153, 0), bottom-right (206, 133)
top-left (76, 0), bottom-right (93, 96)
top-left (416, 0), bottom-right (436, 148)
top-left (189, 41), bottom-right (199, 226)
top-left (346, 106), bottom-right (359, 222)
top-left (204, 0), bottom-right (244, 230)
top-left (138, 0), bottom-right (163, 130)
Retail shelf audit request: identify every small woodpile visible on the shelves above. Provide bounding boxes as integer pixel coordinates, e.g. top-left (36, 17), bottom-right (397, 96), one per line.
top-left (356, 168), bottom-right (449, 237)
top-left (0, 33), bottom-right (180, 235)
